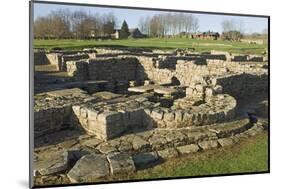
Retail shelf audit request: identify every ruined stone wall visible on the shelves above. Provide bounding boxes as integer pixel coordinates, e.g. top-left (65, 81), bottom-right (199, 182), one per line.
top-left (34, 105), bottom-right (73, 137)
top-left (63, 55), bottom-right (268, 97)
top-left (136, 56), bottom-right (174, 84)
top-left (207, 60), bottom-right (267, 73)
top-left (66, 61), bottom-right (89, 81)
top-left (72, 104), bottom-right (145, 140)
top-left (175, 60), bottom-right (213, 86)
top-left (148, 94), bottom-right (236, 129)
top-left (46, 53), bottom-right (62, 69)
top-left (175, 59), bottom-right (268, 88)
top-left (88, 57), bottom-right (139, 82)
top-left (61, 54), bottom-right (90, 71)
top-left (34, 50), bottom-right (48, 65)
top-left (34, 89), bottom-right (91, 137)
top-left (216, 73), bottom-right (268, 98)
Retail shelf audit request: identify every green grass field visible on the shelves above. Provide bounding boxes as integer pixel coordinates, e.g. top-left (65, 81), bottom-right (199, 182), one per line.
top-left (112, 133), bottom-right (268, 181)
top-left (34, 38), bottom-right (267, 55)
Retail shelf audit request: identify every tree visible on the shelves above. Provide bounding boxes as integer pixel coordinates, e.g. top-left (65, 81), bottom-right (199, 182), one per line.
top-left (119, 20), bottom-right (130, 39)
top-left (139, 13), bottom-right (200, 38)
top-left (221, 19), bottom-right (244, 33)
top-left (34, 17), bottom-right (52, 39)
top-left (221, 31), bottom-right (243, 41)
top-left (138, 17), bottom-right (146, 34)
top-left (102, 13), bottom-right (117, 36)
top-left (221, 19), bottom-right (244, 41)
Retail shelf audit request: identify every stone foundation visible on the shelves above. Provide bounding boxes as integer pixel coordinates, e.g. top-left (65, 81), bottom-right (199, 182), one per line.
top-left (33, 48), bottom-right (268, 186)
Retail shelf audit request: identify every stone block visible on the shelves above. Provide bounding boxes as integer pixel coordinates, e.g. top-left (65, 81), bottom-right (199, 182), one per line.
top-left (128, 108), bottom-right (144, 126)
top-left (195, 84), bottom-right (204, 93)
top-left (157, 148), bottom-right (179, 159)
top-left (186, 87), bottom-right (194, 96)
top-left (198, 140), bottom-right (218, 150)
top-left (80, 108), bottom-right (88, 118)
top-left (144, 80), bottom-right (152, 86)
top-left (35, 149), bottom-right (69, 176)
top-left (183, 112), bottom-right (193, 125)
top-left (72, 105), bottom-right (80, 116)
top-left (97, 143), bottom-right (117, 154)
top-left (218, 138), bottom-right (234, 147)
top-left (213, 85), bottom-right (223, 94)
top-left (211, 78), bottom-right (217, 86)
top-left (163, 111), bottom-right (175, 121)
top-left (177, 144), bottom-right (200, 154)
top-left (87, 109), bottom-right (99, 121)
top-left (67, 154), bottom-right (110, 183)
top-left (129, 80), bottom-right (137, 87)
top-left (107, 153), bottom-right (136, 175)
top-left (205, 88), bottom-right (214, 97)
top-left (133, 152), bottom-right (159, 168)
top-left (151, 109), bottom-right (163, 120)
top-left (175, 110), bottom-right (183, 122)
top-left (97, 111), bottom-right (122, 124)
top-left (132, 136), bottom-right (151, 151)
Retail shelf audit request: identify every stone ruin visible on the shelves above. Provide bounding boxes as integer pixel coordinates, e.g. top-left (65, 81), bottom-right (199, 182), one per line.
top-left (33, 47), bottom-right (268, 185)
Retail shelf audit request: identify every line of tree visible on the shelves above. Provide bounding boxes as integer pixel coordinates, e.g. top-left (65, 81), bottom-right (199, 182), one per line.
top-left (221, 19), bottom-right (244, 41)
top-left (34, 9), bottom-right (117, 39)
top-left (138, 13), bottom-right (199, 38)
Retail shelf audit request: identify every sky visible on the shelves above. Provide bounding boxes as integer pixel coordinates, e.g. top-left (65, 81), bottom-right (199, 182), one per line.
top-left (33, 2), bottom-right (268, 34)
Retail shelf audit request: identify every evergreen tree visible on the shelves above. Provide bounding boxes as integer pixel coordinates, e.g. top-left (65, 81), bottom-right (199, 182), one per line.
top-left (120, 20), bottom-right (130, 39)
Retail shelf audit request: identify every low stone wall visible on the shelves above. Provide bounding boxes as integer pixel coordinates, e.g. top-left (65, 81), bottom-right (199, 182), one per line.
top-left (72, 98), bottom-right (147, 140)
top-left (149, 94), bottom-right (236, 128)
top-left (71, 92), bottom-right (236, 140)
top-left (34, 88), bottom-right (91, 137)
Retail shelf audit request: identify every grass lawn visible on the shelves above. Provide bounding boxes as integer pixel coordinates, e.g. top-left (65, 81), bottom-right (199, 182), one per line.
top-left (34, 38), bottom-right (267, 55)
top-left (113, 133), bottom-right (268, 181)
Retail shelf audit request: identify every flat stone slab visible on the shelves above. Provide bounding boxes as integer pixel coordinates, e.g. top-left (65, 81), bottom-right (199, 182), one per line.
top-left (154, 87), bottom-right (178, 95)
top-left (46, 88), bottom-right (87, 97)
top-left (218, 138), bottom-right (234, 147)
top-left (198, 140), bottom-right (219, 150)
top-left (35, 148), bottom-right (69, 176)
top-left (107, 153), bottom-right (136, 175)
top-left (67, 154), bottom-right (109, 183)
top-left (80, 138), bottom-right (103, 148)
top-left (93, 91), bottom-right (122, 100)
top-left (177, 144), bottom-right (200, 155)
top-left (128, 85), bottom-right (159, 93)
top-left (133, 152), bottom-right (159, 168)
top-left (97, 143), bottom-right (118, 154)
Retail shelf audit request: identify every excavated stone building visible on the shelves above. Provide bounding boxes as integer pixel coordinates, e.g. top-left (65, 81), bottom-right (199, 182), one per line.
top-left (33, 47), bottom-right (268, 186)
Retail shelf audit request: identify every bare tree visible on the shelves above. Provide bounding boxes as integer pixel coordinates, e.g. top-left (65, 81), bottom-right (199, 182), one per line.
top-left (34, 17), bottom-right (52, 39)
top-left (138, 17), bottom-right (145, 34)
top-left (222, 19), bottom-right (244, 33)
top-left (191, 16), bottom-right (199, 33)
top-left (139, 13), bottom-right (199, 38)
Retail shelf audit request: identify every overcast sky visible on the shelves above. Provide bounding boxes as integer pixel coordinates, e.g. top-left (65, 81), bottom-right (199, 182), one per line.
top-left (34, 2), bottom-right (268, 34)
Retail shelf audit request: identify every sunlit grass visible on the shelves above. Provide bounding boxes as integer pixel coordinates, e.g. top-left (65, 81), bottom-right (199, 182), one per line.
top-left (34, 38), bottom-right (267, 55)
top-left (113, 133), bottom-right (268, 181)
